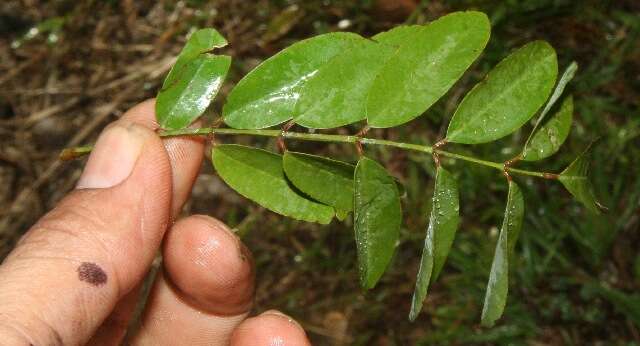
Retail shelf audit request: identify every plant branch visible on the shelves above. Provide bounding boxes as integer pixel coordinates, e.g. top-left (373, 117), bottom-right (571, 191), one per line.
top-left (60, 127), bottom-right (554, 179)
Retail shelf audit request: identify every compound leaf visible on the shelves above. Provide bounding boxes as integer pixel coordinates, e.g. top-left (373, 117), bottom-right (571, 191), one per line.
top-left (410, 167), bottom-right (460, 321)
top-left (367, 11), bottom-right (490, 128)
top-left (294, 39), bottom-right (395, 129)
top-left (283, 151), bottom-right (354, 213)
top-left (157, 29), bottom-right (231, 130)
top-left (559, 142), bottom-right (602, 214)
top-left (223, 32), bottom-right (362, 129)
top-left (212, 144), bottom-right (334, 224)
top-left (481, 180), bottom-right (524, 327)
top-left (447, 41), bottom-right (558, 144)
top-left (354, 157), bottom-right (402, 289)
top-left (522, 96), bottom-right (573, 161)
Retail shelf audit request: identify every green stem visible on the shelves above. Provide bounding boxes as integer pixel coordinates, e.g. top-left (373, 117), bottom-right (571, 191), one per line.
top-left (60, 127), bottom-right (553, 179)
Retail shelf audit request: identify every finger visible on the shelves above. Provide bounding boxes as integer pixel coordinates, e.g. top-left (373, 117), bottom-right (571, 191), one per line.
top-left (131, 215), bottom-right (254, 346)
top-left (88, 284), bottom-right (142, 345)
top-left (0, 119), bottom-right (172, 345)
top-left (85, 99), bottom-right (205, 344)
top-left (119, 99), bottom-right (205, 218)
top-left (230, 311), bottom-right (312, 346)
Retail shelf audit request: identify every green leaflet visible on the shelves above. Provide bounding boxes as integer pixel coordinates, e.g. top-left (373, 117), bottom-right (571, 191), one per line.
top-left (294, 38), bottom-right (395, 129)
top-left (223, 32), bottom-right (362, 129)
top-left (481, 180), bottom-right (524, 327)
top-left (354, 157), bottom-right (402, 289)
top-left (521, 96), bottom-right (573, 161)
top-left (522, 62), bottom-right (578, 161)
top-left (162, 28), bottom-right (228, 88)
top-left (282, 152), bottom-right (354, 213)
top-left (157, 29), bottom-right (231, 130)
top-left (367, 11), bottom-right (490, 128)
top-left (559, 142), bottom-right (602, 214)
top-left (224, 11), bottom-right (490, 130)
top-left (157, 55), bottom-right (231, 130)
top-left (447, 41), bottom-right (558, 144)
top-left (409, 167), bottom-right (460, 321)
top-left (212, 145), bottom-right (334, 224)
top-left (525, 62), bottom-right (577, 142)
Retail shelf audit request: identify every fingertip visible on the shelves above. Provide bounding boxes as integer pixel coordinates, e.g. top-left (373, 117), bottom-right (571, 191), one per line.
top-left (162, 215), bottom-right (255, 315)
top-left (120, 98), bottom-right (159, 129)
top-left (230, 311), bottom-right (311, 346)
top-left (121, 98), bottom-right (205, 216)
top-left (131, 215), bottom-right (254, 344)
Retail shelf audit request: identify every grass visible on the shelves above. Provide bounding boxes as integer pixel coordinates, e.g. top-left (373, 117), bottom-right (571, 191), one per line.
top-left (1, 0), bottom-right (638, 344)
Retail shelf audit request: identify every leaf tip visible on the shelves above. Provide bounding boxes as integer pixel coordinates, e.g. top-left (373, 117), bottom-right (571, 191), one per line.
top-left (558, 140), bottom-right (603, 214)
top-left (408, 293), bottom-right (424, 322)
top-left (480, 315), bottom-right (496, 328)
top-left (408, 310), bottom-right (419, 322)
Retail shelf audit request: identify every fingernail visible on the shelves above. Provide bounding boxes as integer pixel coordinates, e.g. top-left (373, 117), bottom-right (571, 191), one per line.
top-left (262, 310), bottom-right (304, 330)
top-left (77, 122), bottom-right (147, 189)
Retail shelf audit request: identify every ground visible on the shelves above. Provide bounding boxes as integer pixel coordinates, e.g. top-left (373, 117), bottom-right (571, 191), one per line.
top-left (1, 0), bottom-right (639, 345)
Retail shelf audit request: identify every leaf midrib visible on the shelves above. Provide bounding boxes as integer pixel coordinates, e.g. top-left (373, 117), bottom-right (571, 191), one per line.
top-left (163, 57), bottom-right (211, 126)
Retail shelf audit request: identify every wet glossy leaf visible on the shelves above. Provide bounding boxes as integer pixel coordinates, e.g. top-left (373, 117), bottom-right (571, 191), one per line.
top-left (481, 180), bottom-right (524, 327)
top-left (157, 29), bottom-right (228, 130)
top-left (367, 11), bottom-right (490, 128)
top-left (212, 145), bottom-right (334, 224)
top-left (162, 28), bottom-right (228, 88)
top-left (528, 62), bottom-right (577, 135)
top-left (294, 39), bottom-right (395, 129)
top-left (447, 41), bottom-right (558, 144)
top-left (522, 62), bottom-right (577, 160)
top-left (559, 142), bottom-right (602, 213)
top-left (410, 167), bottom-right (460, 321)
top-left (223, 32), bottom-right (362, 129)
top-left (522, 96), bottom-right (573, 161)
top-left (157, 55), bottom-right (231, 130)
top-left (283, 152), bottom-right (354, 213)
top-left (354, 157), bottom-right (402, 289)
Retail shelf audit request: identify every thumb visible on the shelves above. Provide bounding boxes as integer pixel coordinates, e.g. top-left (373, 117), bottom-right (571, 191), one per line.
top-left (0, 119), bottom-right (172, 345)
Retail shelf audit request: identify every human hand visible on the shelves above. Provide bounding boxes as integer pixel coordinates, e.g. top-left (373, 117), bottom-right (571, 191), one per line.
top-left (0, 100), bottom-right (311, 345)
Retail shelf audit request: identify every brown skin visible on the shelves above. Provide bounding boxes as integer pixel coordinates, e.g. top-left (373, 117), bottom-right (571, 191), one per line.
top-left (0, 100), bottom-right (311, 346)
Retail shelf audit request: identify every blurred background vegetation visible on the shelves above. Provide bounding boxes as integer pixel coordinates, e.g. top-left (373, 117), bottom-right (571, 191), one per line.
top-left (1, 0), bottom-right (639, 344)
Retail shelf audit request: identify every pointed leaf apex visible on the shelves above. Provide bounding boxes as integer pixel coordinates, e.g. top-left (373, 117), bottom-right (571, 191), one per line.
top-left (558, 141), bottom-right (604, 214)
top-left (409, 167), bottom-right (460, 321)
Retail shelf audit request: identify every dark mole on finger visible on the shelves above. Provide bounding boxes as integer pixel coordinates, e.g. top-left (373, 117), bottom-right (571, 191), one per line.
top-left (77, 262), bottom-right (107, 286)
